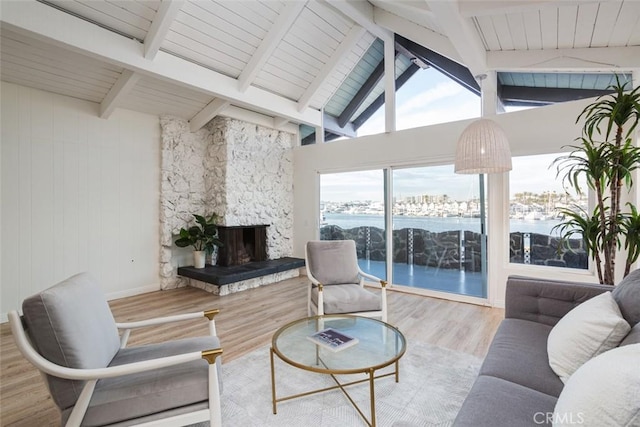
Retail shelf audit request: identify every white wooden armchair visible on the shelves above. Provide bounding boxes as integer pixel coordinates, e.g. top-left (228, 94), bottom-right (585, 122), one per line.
top-left (305, 240), bottom-right (388, 322)
top-left (8, 272), bottom-right (223, 427)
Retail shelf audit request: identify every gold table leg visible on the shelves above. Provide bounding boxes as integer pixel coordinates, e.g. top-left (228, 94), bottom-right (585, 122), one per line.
top-left (270, 347), bottom-right (277, 414)
top-left (369, 369), bottom-right (376, 427)
top-left (271, 355), bottom-right (399, 426)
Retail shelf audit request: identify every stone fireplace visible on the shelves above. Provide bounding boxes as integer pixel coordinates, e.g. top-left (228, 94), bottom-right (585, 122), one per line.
top-left (159, 115), bottom-right (299, 294)
top-left (217, 225), bottom-right (268, 267)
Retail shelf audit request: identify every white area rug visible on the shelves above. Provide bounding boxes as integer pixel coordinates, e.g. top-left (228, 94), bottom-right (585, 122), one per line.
top-left (215, 341), bottom-right (482, 427)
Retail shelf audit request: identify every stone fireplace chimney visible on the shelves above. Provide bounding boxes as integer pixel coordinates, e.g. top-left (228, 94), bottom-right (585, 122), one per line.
top-left (159, 116), bottom-right (295, 290)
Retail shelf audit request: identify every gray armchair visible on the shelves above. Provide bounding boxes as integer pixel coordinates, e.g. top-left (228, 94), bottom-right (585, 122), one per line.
top-left (8, 272), bottom-right (223, 427)
top-left (305, 240), bottom-right (388, 322)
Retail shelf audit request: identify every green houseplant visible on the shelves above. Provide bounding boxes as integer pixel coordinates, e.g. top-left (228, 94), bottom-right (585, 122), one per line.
top-left (175, 213), bottom-right (223, 268)
top-left (553, 76), bottom-right (640, 284)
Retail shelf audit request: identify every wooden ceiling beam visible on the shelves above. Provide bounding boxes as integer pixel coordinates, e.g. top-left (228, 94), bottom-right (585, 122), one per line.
top-left (273, 117), bottom-right (290, 130)
top-left (325, 0), bottom-right (392, 42)
top-left (396, 35), bottom-right (480, 95)
top-left (1, 0), bottom-right (321, 126)
top-left (324, 113), bottom-right (356, 138)
top-left (352, 62), bottom-right (420, 130)
top-left (373, 8), bottom-right (462, 65)
top-left (190, 98), bottom-right (230, 132)
top-left (426, 0), bottom-right (494, 93)
top-left (297, 24), bottom-right (366, 112)
top-left (499, 85), bottom-right (614, 105)
top-left (237, 1), bottom-right (307, 92)
top-left (144, 0), bottom-right (185, 60)
top-left (100, 69), bottom-right (140, 118)
top-left (338, 53), bottom-right (389, 127)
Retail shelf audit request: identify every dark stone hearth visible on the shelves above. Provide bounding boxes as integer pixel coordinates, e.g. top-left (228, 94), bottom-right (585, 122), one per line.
top-left (177, 257), bottom-right (305, 286)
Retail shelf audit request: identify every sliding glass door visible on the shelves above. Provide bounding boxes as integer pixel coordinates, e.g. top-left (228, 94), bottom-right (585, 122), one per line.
top-left (391, 166), bottom-right (486, 298)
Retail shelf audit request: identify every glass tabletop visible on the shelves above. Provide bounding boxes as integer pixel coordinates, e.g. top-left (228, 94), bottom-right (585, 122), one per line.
top-left (272, 315), bottom-right (406, 374)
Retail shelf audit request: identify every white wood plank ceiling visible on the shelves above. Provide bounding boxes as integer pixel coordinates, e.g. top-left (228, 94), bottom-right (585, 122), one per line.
top-left (1, 0), bottom-right (639, 132)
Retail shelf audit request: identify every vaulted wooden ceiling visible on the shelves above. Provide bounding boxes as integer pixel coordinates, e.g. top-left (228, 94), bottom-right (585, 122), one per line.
top-left (1, 0), bottom-right (639, 134)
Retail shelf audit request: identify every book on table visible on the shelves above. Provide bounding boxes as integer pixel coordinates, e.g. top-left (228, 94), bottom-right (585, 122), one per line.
top-left (307, 328), bottom-right (359, 352)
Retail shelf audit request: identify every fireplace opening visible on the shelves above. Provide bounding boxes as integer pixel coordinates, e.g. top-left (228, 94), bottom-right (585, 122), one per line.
top-left (217, 225), bottom-right (268, 267)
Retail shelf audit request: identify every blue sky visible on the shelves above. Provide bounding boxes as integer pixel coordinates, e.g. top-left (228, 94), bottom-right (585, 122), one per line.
top-left (357, 67), bottom-right (480, 136)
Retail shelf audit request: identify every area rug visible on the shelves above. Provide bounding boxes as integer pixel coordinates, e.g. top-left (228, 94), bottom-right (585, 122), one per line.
top-left (213, 340), bottom-right (482, 427)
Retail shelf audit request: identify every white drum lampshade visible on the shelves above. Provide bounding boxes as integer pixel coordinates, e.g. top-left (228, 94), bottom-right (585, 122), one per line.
top-left (454, 118), bottom-right (512, 174)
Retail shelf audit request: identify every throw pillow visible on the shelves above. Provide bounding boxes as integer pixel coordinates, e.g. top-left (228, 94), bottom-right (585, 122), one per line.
top-left (547, 291), bottom-right (630, 383)
top-left (612, 268), bottom-right (640, 326)
top-left (553, 344), bottom-right (640, 427)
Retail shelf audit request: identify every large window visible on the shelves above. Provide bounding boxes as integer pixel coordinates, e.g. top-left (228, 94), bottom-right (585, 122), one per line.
top-left (509, 153), bottom-right (588, 270)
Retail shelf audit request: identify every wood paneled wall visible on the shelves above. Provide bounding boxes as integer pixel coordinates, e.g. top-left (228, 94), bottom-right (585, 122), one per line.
top-left (0, 82), bottom-right (162, 320)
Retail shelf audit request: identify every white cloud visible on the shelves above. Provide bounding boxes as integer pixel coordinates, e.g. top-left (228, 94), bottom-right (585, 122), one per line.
top-left (396, 81), bottom-right (466, 117)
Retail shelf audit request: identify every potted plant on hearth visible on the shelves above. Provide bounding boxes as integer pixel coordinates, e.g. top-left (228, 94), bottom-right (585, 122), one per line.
top-left (175, 213), bottom-right (223, 268)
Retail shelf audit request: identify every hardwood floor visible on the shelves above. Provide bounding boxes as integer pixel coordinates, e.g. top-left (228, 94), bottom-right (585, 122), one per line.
top-left (0, 276), bottom-right (504, 426)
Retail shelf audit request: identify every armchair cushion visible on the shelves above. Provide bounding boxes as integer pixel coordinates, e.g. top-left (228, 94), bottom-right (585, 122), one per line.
top-left (61, 336), bottom-right (220, 427)
top-left (21, 272), bottom-right (121, 410)
top-left (306, 240), bottom-right (360, 285)
top-left (311, 284), bottom-right (381, 314)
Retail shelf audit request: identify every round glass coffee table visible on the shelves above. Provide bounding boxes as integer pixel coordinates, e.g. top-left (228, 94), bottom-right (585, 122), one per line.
top-left (270, 315), bottom-right (406, 427)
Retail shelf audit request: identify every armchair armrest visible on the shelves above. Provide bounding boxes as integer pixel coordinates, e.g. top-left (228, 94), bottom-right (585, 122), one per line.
top-left (9, 311), bottom-right (222, 381)
top-left (358, 270), bottom-right (387, 287)
top-left (115, 309), bottom-right (219, 329)
top-left (505, 276), bottom-right (611, 326)
top-left (116, 308), bottom-right (220, 348)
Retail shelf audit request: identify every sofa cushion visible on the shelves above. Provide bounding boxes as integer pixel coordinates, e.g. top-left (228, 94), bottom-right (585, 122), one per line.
top-left (61, 336), bottom-right (221, 427)
top-left (479, 319), bottom-right (564, 397)
top-left (22, 273), bottom-right (121, 410)
top-left (547, 292), bottom-right (630, 383)
top-left (612, 269), bottom-right (640, 326)
top-left (453, 375), bottom-right (558, 427)
top-left (553, 344), bottom-right (640, 427)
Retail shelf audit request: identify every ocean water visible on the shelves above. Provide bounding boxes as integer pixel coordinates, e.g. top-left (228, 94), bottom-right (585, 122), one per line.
top-left (323, 213), bottom-right (562, 236)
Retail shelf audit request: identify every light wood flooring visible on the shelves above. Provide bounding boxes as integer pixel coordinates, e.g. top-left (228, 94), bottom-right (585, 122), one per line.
top-left (0, 276), bottom-right (504, 426)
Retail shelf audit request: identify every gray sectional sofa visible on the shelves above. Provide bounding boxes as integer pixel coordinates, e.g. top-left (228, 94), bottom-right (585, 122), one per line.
top-left (453, 271), bottom-right (640, 426)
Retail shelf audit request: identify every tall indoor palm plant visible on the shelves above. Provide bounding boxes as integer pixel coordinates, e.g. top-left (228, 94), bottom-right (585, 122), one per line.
top-left (554, 76), bottom-right (640, 284)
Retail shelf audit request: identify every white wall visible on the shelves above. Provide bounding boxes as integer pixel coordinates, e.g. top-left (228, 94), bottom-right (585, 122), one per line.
top-left (293, 97), bottom-right (602, 307)
top-left (1, 82), bottom-right (161, 321)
